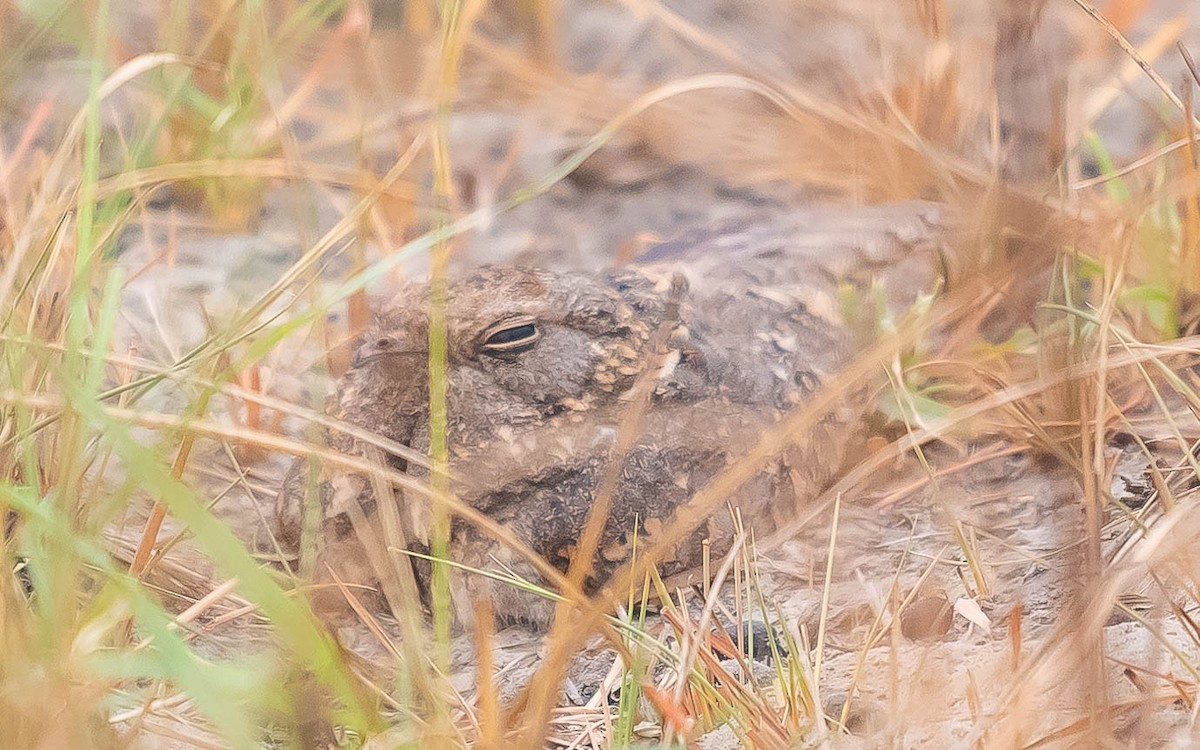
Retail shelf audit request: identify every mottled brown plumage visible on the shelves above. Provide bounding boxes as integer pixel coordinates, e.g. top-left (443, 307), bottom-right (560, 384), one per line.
top-left (276, 202), bottom-right (948, 626)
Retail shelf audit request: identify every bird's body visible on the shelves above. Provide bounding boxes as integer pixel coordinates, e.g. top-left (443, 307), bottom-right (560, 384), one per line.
top-left (276, 202), bottom-right (947, 626)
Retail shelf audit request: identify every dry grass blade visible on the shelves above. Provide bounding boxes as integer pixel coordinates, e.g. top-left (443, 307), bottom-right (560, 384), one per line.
top-left (1071, 0), bottom-right (1200, 130)
top-left (129, 387), bottom-right (214, 577)
top-left (1182, 41), bottom-right (1200, 89)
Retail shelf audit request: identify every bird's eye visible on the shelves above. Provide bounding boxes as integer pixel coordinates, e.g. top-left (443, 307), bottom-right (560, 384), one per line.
top-left (481, 320), bottom-right (539, 355)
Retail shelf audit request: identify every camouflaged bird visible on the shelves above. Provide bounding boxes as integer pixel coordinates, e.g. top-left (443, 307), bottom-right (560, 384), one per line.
top-left (275, 202), bottom-right (948, 626)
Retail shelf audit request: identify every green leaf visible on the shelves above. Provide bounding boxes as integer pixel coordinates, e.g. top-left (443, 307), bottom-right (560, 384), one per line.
top-left (1083, 130), bottom-right (1131, 204)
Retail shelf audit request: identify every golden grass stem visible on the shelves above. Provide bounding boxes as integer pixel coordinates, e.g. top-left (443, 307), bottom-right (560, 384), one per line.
top-left (472, 597), bottom-right (501, 750)
top-left (130, 387), bottom-right (213, 578)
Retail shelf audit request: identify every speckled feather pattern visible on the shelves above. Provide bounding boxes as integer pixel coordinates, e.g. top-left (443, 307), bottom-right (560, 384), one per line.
top-left (276, 202), bottom-right (947, 626)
